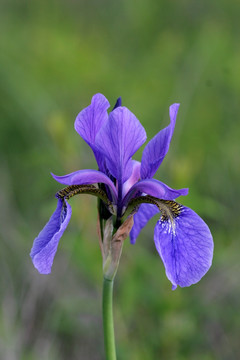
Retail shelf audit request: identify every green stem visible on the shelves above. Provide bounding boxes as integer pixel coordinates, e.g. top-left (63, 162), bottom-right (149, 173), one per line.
top-left (102, 277), bottom-right (117, 360)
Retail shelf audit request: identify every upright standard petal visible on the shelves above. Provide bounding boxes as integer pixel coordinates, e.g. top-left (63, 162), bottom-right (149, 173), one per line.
top-left (30, 199), bottom-right (72, 274)
top-left (141, 103), bottom-right (179, 179)
top-left (123, 178), bottom-right (188, 207)
top-left (74, 93), bottom-right (110, 169)
top-left (130, 203), bottom-right (159, 244)
top-left (95, 106), bottom-right (147, 184)
top-left (122, 160), bottom-right (141, 197)
top-left (51, 169), bottom-right (117, 202)
top-left (154, 205), bottom-right (214, 289)
top-left (75, 93), bottom-right (110, 146)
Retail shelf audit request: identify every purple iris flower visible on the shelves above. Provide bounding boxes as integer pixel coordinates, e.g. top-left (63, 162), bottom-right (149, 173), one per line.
top-left (30, 93), bottom-right (213, 289)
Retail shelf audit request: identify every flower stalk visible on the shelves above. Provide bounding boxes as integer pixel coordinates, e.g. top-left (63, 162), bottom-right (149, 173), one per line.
top-left (101, 215), bottom-right (134, 359)
top-left (102, 277), bottom-right (116, 360)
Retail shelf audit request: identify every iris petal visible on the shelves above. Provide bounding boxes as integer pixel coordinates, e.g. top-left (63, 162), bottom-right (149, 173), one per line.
top-left (30, 199), bottom-right (72, 274)
top-left (123, 178), bottom-right (188, 206)
top-left (95, 106), bottom-right (146, 184)
top-left (122, 160), bottom-right (141, 197)
top-left (154, 205), bottom-right (214, 289)
top-left (141, 103), bottom-right (179, 179)
top-left (74, 93), bottom-right (110, 169)
top-left (130, 203), bottom-right (159, 244)
top-left (51, 169), bottom-right (117, 202)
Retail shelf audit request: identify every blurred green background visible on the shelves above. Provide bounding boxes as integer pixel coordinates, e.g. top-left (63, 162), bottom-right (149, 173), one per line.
top-left (1, 0), bottom-right (240, 359)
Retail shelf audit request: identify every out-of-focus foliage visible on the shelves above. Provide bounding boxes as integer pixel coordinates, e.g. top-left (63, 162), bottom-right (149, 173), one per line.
top-left (0, 0), bottom-right (239, 359)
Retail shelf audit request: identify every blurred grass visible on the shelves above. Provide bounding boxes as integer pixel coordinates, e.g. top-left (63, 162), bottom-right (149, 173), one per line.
top-left (0, 0), bottom-right (240, 359)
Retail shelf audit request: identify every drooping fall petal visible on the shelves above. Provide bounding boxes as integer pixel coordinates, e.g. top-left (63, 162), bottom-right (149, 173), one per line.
top-left (30, 199), bottom-right (72, 274)
top-left (154, 205), bottom-right (214, 289)
top-left (130, 203), bottom-right (159, 244)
